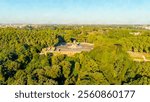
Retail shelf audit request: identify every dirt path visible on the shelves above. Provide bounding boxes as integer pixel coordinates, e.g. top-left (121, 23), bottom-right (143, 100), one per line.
top-left (127, 51), bottom-right (150, 62)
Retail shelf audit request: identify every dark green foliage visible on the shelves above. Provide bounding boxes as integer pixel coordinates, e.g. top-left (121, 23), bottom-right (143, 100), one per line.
top-left (119, 36), bottom-right (150, 53)
top-left (46, 65), bottom-right (62, 79)
top-left (60, 61), bottom-right (71, 78)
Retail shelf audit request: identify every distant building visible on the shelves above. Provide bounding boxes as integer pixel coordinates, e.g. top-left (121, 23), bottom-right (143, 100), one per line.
top-left (145, 26), bottom-right (150, 30)
top-left (130, 32), bottom-right (141, 36)
top-left (140, 25), bottom-right (150, 30)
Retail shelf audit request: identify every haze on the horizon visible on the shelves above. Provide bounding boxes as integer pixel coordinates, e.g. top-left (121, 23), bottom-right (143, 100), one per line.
top-left (0, 0), bottom-right (150, 24)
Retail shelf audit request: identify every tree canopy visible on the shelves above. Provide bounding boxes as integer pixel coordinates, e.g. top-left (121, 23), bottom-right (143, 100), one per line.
top-left (0, 25), bottom-right (150, 85)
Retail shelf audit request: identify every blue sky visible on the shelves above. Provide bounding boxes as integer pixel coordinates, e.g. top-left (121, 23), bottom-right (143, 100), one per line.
top-left (0, 0), bottom-right (150, 24)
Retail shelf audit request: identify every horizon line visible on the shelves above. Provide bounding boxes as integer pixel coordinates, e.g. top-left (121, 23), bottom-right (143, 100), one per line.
top-left (0, 23), bottom-right (150, 26)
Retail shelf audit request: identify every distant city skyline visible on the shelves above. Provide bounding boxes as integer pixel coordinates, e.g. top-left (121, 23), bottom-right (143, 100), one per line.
top-left (0, 0), bottom-right (150, 24)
